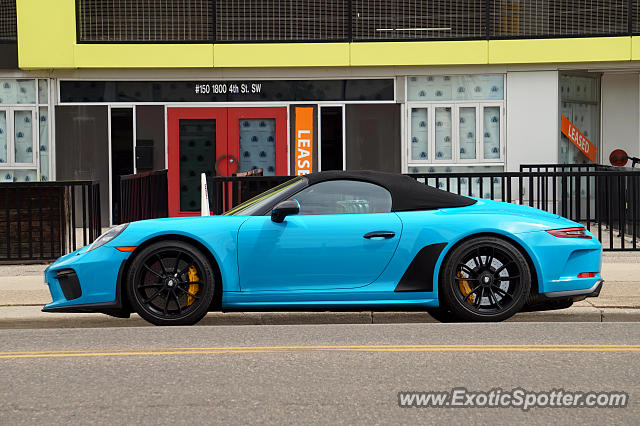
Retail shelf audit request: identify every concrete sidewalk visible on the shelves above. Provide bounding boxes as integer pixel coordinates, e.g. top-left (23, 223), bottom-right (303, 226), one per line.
top-left (0, 252), bottom-right (638, 328)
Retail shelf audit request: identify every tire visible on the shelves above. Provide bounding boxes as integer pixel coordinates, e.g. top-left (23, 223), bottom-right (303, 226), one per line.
top-left (439, 237), bottom-right (531, 322)
top-left (126, 240), bottom-right (216, 326)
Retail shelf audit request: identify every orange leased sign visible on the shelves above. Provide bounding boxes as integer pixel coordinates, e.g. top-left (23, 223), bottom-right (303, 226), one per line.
top-left (294, 107), bottom-right (314, 175)
top-left (561, 114), bottom-right (597, 163)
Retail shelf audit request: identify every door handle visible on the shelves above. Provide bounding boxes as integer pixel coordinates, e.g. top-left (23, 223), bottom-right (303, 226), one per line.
top-left (214, 154), bottom-right (239, 176)
top-left (363, 231), bottom-right (395, 239)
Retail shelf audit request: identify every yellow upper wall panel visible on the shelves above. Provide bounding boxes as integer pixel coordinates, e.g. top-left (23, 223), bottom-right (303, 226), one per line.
top-left (17, 0), bottom-right (76, 69)
top-left (350, 41), bottom-right (488, 66)
top-left (214, 43), bottom-right (350, 67)
top-left (630, 36), bottom-right (640, 60)
top-left (13, 0), bottom-right (638, 70)
top-left (489, 37), bottom-right (631, 64)
top-left (74, 44), bottom-right (214, 68)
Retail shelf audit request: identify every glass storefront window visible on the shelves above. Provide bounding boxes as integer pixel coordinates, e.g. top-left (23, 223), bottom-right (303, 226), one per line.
top-left (238, 118), bottom-right (276, 176)
top-left (0, 79), bottom-right (49, 182)
top-left (559, 73), bottom-right (600, 164)
top-left (14, 110), bottom-right (35, 164)
top-left (408, 75), bottom-right (504, 102)
top-left (407, 74), bottom-right (504, 168)
top-left (38, 79), bottom-right (48, 104)
top-left (459, 107), bottom-right (477, 160)
top-left (410, 108), bottom-right (428, 161)
top-left (408, 165), bottom-right (505, 199)
top-left (179, 119), bottom-right (217, 212)
top-left (434, 107), bottom-right (452, 161)
top-left (0, 111), bottom-right (6, 164)
top-left (1, 169), bottom-right (37, 182)
top-left (0, 79), bottom-right (36, 104)
top-left (12, 169), bottom-right (37, 182)
top-left (39, 107), bottom-right (49, 180)
top-left (483, 106), bottom-right (501, 159)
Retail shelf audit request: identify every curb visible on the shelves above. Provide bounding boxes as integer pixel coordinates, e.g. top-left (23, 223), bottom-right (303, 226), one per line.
top-left (0, 306), bottom-right (638, 329)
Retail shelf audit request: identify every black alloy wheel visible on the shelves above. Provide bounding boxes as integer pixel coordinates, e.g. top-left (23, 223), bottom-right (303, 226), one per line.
top-left (439, 237), bottom-right (531, 322)
top-left (126, 241), bottom-right (216, 326)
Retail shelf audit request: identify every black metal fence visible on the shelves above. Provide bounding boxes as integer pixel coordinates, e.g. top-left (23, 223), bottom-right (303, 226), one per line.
top-left (119, 169), bottom-right (168, 224)
top-left (208, 169), bottom-right (640, 251)
top-left (76, 0), bottom-right (638, 44)
top-left (412, 171), bottom-right (640, 251)
top-left (0, 181), bottom-right (101, 262)
top-left (208, 175), bottom-right (291, 216)
top-left (520, 163), bottom-right (614, 173)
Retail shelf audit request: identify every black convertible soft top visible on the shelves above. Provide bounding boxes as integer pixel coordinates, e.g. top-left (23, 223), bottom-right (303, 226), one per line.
top-left (304, 170), bottom-right (477, 211)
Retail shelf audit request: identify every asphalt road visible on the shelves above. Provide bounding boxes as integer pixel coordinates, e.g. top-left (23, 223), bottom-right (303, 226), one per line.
top-left (1, 323), bottom-right (639, 425)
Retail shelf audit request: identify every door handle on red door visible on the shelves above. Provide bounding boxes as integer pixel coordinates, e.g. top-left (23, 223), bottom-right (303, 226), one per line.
top-left (363, 231), bottom-right (395, 239)
top-left (214, 154), bottom-right (239, 176)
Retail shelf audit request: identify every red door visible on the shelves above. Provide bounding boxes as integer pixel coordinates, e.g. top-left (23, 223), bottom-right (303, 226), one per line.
top-left (167, 107), bottom-right (287, 217)
top-left (228, 107), bottom-right (288, 176)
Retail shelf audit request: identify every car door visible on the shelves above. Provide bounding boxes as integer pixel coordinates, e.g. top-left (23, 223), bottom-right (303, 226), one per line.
top-left (237, 180), bottom-right (402, 291)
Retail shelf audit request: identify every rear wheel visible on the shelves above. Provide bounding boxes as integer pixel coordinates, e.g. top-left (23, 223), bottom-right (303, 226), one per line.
top-left (126, 241), bottom-right (216, 326)
top-left (440, 237), bottom-right (531, 322)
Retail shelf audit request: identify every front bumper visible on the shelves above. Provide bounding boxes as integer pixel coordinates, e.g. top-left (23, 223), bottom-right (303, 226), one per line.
top-left (42, 245), bottom-right (131, 316)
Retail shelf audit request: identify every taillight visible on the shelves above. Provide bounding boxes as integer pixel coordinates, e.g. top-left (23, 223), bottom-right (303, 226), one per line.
top-left (546, 227), bottom-right (592, 239)
top-left (578, 272), bottom-right (596, 278)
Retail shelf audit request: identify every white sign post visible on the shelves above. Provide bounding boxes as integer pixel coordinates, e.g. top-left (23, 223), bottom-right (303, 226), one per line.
top-left (200, 173), bottom-right (210, 216)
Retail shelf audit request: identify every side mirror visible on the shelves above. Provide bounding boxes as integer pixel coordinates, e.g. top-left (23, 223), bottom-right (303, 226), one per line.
top-left (271, 200), bottom-right (300, 223)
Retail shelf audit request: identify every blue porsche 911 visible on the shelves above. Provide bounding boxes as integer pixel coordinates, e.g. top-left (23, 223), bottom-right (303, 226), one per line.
top-left (43, 170), bottom-right (603, 325)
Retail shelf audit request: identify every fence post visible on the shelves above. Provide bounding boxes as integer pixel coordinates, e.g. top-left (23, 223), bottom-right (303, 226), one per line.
top-left (634, 173), bottom-right (638, 249)
top-left (518, 175), bottom-right (523, 205)
top-left (620, 175), bottom-right (625, 249)
top-left (575, 173), bottom-right (582, 222)
top-left (561, 174), bottom-right (568, 218)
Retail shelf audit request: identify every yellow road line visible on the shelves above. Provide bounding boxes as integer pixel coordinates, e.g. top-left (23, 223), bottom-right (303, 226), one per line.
top-left (1, 344), bottom-right (640, 359)
top-left (2, 343), bottom-right (639, 355)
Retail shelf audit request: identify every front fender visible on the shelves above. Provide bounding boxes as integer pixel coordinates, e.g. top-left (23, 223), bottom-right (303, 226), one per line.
top-left (107, 216), bottom-right (248, 292)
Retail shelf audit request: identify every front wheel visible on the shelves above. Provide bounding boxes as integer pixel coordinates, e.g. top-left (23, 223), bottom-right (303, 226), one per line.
top-left (439, 237), bottom-right (531, 322)
top-left (126, 241), bottom-right (216, 326)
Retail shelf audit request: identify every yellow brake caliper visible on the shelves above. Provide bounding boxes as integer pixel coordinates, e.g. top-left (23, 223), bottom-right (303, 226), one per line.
top-left (187, 266), bottom-right (200, 306)
top-left (457, 271), bottom-right (475, 306)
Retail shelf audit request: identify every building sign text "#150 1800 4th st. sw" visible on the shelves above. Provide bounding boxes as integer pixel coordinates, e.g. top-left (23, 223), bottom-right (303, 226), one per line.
top-left (195, 83), bottom-right (263, 95)
top-left (59, 79), bottom-right (394, 103)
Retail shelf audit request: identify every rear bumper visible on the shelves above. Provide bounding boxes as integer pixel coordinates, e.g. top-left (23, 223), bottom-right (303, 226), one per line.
top-left (545, 279), bottom-right (603, 301)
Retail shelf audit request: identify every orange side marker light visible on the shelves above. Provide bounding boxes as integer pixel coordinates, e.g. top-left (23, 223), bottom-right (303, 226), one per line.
top-left (115, 246), bottom-right (137, 252)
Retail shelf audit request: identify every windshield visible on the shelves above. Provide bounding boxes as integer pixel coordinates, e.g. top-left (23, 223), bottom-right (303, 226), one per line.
top-left (223, 177), bottom-right (307, 216)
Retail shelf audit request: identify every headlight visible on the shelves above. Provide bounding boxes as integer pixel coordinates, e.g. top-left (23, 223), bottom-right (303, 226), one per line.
top-left (87, 223), bottom-right (129, 252)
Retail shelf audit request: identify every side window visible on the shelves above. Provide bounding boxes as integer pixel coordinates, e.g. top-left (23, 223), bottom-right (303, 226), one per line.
top-left (291, 180), bottom-right (392, 215)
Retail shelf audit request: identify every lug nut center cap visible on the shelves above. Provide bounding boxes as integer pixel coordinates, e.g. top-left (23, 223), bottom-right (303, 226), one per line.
top-left (479, 272), bottom-right (493, 287)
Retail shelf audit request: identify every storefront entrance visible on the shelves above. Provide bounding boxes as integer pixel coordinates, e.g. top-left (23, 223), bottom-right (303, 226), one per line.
top-left (167, 107), bottom-right (287, 216)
